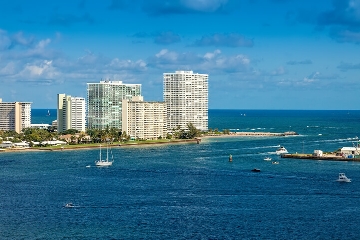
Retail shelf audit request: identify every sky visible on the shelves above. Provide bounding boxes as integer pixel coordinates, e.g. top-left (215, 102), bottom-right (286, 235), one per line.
top-left (0, 0), bottom-right (360, 110)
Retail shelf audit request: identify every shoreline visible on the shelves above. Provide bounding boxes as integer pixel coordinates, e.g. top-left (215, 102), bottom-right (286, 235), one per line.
top-left (0, 131), bottom-right (297, 153)
top-left (0, 139), bottom-right (201, 153)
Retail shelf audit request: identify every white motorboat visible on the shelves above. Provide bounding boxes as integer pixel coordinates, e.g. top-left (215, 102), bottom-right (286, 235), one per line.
top-left (337, 173), bottom-right (351, 183)
top-left (276, 146), bottom-right (288, 155)
top-left (65, 203), bottom-right (74, 208)
top-left (95, 144), bottom-right (113, 167)
top-left (272, 161), bottom-right (279, 164)
top-left (264, 157), bottom-right (272, 161)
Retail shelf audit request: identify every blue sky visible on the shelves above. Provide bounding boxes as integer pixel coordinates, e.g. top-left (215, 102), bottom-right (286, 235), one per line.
top-left (0, 0), bottom-right (360, 110)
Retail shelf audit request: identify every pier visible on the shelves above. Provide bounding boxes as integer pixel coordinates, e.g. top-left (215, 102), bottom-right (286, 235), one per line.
top-left (281, 153), bottom-right (360, 162)
top-left (204, 131), bottom-right (298, 137)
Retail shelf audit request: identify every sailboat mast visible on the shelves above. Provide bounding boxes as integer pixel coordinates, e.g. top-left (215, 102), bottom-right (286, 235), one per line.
top-left (106, 144), bottom-right (109, 162)
top-left (99, 145), bottom-right (102, 161)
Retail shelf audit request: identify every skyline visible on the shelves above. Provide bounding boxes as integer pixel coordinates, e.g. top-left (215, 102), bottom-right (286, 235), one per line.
top-left (0, 0), bottom-right (360, 110)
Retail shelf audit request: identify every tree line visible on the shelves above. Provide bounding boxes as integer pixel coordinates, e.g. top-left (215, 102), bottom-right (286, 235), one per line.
top-left (0, 122), bottom-right (226, 145)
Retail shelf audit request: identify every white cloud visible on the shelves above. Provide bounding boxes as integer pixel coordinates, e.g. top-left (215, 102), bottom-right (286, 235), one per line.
top-left (16, 60), bottom-right (58, 80)
top-left (182, 0), bottom-right (228, 12)
top-left (204, 49), bottom-right (221, 60)
top-left (0, 62), bottom-right (17, 75)
top-left (149, 49), bottom-right (253, 74)
top-left (108, 58), bottom-right (147, 71)
top-left (0, 29), bottom-right (11, 50)
top-left (271, 66), bottom-right (286, 76)
top-left (36, 39), bottom-right (51, 49)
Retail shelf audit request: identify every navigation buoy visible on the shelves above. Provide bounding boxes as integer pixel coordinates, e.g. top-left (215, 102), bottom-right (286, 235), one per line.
top-left (229, 154), bottom-right (233, 162)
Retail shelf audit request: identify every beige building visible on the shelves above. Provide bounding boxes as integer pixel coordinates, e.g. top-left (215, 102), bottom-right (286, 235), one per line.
top-left (57, 94), bottom-right (86, 133)
top-left (0, 98), bottom-right (31, 133)
top-left (122, 96), bottom-right (167, 140)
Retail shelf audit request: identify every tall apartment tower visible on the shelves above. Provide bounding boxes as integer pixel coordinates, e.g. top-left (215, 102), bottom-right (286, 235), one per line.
top-left (57, 94), bottom-right (86, 133)
top-left (163, 71), bottom-right (208, 131)
top-left (87, 80), bottom-right (141, 130)
top-left (122, 96), bottom-right (167, 140)
top-left (0, 98), bottom-right (31, 133)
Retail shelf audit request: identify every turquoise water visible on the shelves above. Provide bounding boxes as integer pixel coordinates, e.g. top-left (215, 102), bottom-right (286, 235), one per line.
top-left (2, 110), bottom-right (360, 239)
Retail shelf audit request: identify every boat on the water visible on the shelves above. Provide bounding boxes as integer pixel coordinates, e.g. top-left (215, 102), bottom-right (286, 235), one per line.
top-left (272, 161), bottom-right (279, 164)
top-left (337, 173), bottom-right (351, 183)
top-left (95, 144), bottom-right (113, 167)
top-left (276, 146), bottom-right (288, 155)
top-left (264, 157), bottom-right (272, 161)
top-left (65, 203), bottom-right (74, 208)
top-left (251, 168), bottom-right (261, 172)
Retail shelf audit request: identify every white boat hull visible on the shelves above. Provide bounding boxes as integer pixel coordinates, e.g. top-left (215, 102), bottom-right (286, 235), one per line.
top-left (96, 161), bottom-right (113, 167)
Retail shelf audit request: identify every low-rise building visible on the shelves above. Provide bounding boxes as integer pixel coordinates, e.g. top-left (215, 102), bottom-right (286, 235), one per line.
top-left (30, 124), bottom-right (51, 129)
top-left (340, 147), bottom-right (359, 156)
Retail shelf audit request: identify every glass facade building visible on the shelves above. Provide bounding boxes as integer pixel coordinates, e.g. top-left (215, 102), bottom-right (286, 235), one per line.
top-left (87, 81), bottom-right (141, 130)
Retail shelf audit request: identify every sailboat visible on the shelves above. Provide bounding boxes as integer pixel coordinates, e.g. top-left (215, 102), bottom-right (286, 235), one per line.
top-left (95, 144), bottom-right (113, 167)
top-left (46, 110), bottom-right (50, 116)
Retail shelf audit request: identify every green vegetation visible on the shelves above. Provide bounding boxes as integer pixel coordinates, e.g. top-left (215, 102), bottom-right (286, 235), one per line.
top-left (0, 122), bottom-right (207, 149)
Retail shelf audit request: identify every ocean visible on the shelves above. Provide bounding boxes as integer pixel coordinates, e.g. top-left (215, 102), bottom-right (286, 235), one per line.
top-left (1, 109), bottom-right (360, 239)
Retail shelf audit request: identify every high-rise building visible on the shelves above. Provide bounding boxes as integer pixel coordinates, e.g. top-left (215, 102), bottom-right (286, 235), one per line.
top-left (122, 96), bottom-right (167, 140)
top-left (0, 98), bottom-right (31, 133)
top-left (163, 70), bottom-right (208, 131)
top-left (87, 80), bottom-right (141, 130)
top-left (57, 94), bottom-right (86, 133)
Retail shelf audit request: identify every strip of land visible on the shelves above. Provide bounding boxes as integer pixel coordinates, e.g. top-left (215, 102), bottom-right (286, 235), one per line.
top-left (0, 131), bottom-right (298, 153)
top-left (0, 138), bottom-right (201, 153)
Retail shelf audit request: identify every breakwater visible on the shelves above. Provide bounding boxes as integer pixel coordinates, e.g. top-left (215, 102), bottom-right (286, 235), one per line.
top-left (281, 153), bottom-right (360, 162)
top-left (205, 131), bottom-right (298, 137)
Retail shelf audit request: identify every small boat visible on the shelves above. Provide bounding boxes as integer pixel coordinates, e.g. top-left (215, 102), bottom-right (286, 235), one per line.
top-left (46, 110), bottom-right (50, 116)
top-left (337, 173), bottom-right (351, 183)
top-left (95, 144), bottom-right (113, 167)
top-left (272, 161), bottom-right (279, 164)
top-left (251, 168), bottom-right (261, 172)
top-left (65, 203), bottom-right (74, 208)
top-left (264, 157), bottom-right (272, 161)
top-left (276, 146), bottom-right (288, 155)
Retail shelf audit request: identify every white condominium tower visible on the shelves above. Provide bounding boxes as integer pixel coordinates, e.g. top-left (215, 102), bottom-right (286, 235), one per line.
top-left (122, 96), bottom-right (167, 140)
top-left (87, 80), bottom-right (141, 130)
top-left (163, 70), bottom-right (208, 131)
top-left (57, 94), bottom-right (86, 133)
top-left (0, 98), bottom-right (31, 133)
